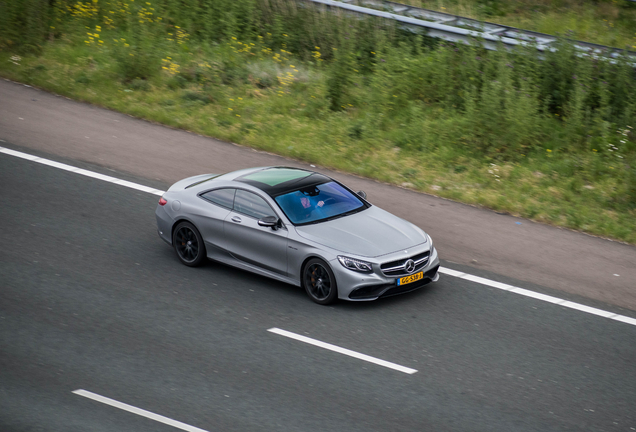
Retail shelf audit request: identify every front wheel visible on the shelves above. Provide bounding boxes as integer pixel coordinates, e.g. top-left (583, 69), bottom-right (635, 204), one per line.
top-left (172, 221), bottom-right (206, 267)
top-left (303, 258), bottom-right (338, 305)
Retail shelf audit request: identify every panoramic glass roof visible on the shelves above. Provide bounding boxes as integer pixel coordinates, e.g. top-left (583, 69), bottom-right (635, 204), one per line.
top-left (241, 167), bottom-right (312, 186)
top-left (236, 167), bottom-right (331, 197)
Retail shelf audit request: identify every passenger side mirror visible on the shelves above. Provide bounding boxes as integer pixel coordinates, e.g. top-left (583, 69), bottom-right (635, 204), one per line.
top-left (258, 215), bottom-right (281, 230)
top-left (356, 190), bottom-right (367, 199)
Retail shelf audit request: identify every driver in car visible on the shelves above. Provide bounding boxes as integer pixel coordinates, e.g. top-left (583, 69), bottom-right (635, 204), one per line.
top-left (300, 196), bottom-right (324, 210)
top-left (299, 196), bottom-right (325, 221)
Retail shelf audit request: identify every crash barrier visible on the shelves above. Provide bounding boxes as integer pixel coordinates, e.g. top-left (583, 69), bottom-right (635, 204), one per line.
top-left (305, 0), bottom-right (636, 63)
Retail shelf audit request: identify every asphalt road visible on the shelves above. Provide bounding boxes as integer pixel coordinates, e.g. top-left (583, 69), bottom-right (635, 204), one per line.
top-left (2, 142), bottom-right (636, 432)
top-left (1, 78), bottom-right (636, 431)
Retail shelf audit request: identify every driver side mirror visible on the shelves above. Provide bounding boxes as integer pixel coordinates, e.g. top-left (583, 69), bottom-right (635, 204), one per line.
top-left (356, 190), bottom-right (367, 199)
top-left (258, 215), bottom-right (282, 230)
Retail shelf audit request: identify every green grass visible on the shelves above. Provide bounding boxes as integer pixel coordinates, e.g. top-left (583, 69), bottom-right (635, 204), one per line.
top-left (1, 0), bottom-right (635, 244)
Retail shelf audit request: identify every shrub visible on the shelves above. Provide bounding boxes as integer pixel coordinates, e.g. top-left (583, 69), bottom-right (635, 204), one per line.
top-left (130, 78), bottom-right (150, 91)
top-left (167, 75), bottom-right (187, 89)
top-left (0, 0), bottom-right (51, 53)
top-left (326, 45), bottom-right (354, 111)
top-left (181, 91), bottom-right (212, 104)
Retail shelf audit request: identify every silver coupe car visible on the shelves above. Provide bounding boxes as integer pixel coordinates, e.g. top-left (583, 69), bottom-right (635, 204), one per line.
top-left (155, 167), bottom-right (439, 304)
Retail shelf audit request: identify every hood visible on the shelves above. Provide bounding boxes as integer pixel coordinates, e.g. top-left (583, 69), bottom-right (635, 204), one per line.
top-left (295, 206), bottom-right (427, 257)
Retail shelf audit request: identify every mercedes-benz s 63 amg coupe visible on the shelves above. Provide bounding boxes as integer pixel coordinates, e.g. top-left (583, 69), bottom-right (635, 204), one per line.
top-left (156, 166), bottom-right (439, 304)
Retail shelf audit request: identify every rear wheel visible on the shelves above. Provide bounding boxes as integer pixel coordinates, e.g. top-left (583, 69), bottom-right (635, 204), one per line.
top-left (173, 222), bottom-right (206, 267)
top-left (303, 258), bottom-right (338, 305)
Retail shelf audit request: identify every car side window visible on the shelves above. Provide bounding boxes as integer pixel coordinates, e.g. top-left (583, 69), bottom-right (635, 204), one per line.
top-left (234, 190), bottom-right (276, 219)
top-left (201, 188), bottom-right (236, 209)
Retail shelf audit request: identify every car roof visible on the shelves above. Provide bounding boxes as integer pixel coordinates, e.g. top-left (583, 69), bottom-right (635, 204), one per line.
top-left (235, 167), bottom-right (332, 197)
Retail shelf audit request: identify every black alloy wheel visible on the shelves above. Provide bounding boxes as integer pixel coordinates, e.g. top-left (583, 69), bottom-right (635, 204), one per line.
top-left (303, 258), bottom-right (338, 305)
top-left (173, 222), bottom-right (206, 267)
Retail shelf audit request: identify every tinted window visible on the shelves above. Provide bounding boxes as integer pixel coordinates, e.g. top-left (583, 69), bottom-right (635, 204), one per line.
top-left (234, 190), bottom-right (276, 219)
top-left (274, 181), bottom-right (365, 225)
top-left (201, 188), bottom-right (235, 209)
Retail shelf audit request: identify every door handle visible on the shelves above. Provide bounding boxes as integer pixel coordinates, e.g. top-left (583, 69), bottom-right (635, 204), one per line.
top-left (231, 216), bottom-right (242, 223)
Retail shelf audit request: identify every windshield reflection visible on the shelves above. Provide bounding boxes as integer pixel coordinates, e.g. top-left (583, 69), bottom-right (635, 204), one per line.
top-left (275, 181), bottom-right (366, 225)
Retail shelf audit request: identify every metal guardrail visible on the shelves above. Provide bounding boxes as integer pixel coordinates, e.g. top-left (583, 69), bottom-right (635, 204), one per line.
top-left (306, 0), bottom-right (636, 63)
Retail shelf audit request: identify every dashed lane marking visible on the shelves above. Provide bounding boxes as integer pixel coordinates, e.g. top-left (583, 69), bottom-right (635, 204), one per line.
top-left (73, 390), bottom-right (209, 432)
top-left (268, 327), bottom-right (418, 374)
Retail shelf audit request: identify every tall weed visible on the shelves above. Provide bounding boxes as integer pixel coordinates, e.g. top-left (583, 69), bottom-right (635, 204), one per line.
top-left (0, 0), bottom-right (51, 53)
top-left (113, 8), bottom-right (162, 81)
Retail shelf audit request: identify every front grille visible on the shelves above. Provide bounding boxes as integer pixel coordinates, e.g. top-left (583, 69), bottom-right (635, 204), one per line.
top-left (380, 251), bottom-right (430, 277)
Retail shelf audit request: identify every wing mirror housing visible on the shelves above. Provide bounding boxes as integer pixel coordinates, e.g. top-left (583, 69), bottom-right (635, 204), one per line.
top-left (258, 215), bottom-right (282, 230)
top-left (356, 190), bottom-right (367, 199)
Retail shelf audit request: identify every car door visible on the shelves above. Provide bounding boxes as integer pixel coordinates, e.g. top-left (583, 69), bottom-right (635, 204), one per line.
top-left (194, 188), bottom-right (236, 258)
top-left (224, 189), bottom-right (289, 276)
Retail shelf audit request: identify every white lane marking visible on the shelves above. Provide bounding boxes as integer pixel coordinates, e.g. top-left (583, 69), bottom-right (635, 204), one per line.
top-left (438, 268), bottom-right (636, 326)
top-left (73, 389), bottom-right (209, 432)
top-left (268, 327), bottom-right (418, 374)
top-left (2, 146), bottom-right (636, 327)
top-left (0, 147), bottom-right (164, 196)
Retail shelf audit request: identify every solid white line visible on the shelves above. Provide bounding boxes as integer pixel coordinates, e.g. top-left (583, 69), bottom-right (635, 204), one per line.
top-left (508, 286), bottom-right (564, 304)
top-left (0, 146), bottom-right (164, 196)
top-left (1, 146), bottom-right (40, 160)
top-left (2, 146), bottom-right (636, 327)
top-left (73, 389), bottom-right (209, 432)
top-left (438, 268), bottom-right (636, 326)
top-left (436, 267), bottom-right (465, 278)
top-left (613, 315), bottom-right (636, 325)
top-left (268, 327), bottom-right (418, 374)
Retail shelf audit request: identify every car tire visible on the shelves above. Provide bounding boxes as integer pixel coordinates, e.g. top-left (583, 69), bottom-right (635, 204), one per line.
top-left (173, 221), bottom-right (207, 267)
top-left (303, 258), bottom-right (338, 305)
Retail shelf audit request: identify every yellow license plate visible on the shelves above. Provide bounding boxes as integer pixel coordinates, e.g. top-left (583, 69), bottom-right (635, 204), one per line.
top-left (397, 271), bottom-right (424, 286)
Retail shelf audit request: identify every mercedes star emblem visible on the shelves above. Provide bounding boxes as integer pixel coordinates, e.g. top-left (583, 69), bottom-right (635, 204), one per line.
top-left (404, 259), bottom-right (415, 274)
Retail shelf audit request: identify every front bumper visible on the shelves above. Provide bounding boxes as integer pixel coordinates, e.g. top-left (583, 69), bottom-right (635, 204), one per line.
top-left (348, 265), bottom-right (440, 300)
top-left (331, 246), bottom-right (440, 301)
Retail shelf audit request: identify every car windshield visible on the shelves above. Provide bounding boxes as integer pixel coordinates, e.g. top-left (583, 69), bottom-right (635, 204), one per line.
top-left (274, 181), bottom-right (366, 225)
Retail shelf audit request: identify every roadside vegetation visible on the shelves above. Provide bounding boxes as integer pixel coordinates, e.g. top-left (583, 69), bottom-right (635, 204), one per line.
top-left (1, 0), bottom-right (635, 243)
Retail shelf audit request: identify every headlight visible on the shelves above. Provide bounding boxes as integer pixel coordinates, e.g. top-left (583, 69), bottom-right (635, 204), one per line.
top-left (338, 256), bottom-right (373, 273)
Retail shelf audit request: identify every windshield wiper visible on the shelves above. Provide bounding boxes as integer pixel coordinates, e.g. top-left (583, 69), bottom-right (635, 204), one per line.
top-left (318, 206), bottom-right (365, 223)
top-left (296, 205), bottom-right (366, 226)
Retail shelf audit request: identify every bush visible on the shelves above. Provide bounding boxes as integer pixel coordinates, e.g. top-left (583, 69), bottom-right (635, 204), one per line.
top-left (0, 0), bottom-right (51, 53)
top-left (130, 78), bottom-right (150, 91)
top-left (75, 72), bottom-right (90, 84)
top-left (326, 45), bottom-right (354, 111)
top-left (113, 28), bottom-right (161, 82)
top-left (167, 75), bottom-right (187, 89)
top-left (627, 165), bottom-right (636, 208)
top-left (181, 91), bottom-right (212, 104)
